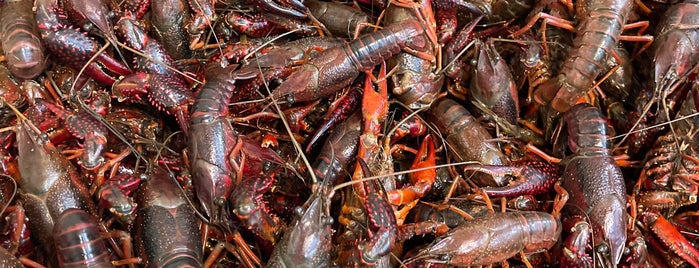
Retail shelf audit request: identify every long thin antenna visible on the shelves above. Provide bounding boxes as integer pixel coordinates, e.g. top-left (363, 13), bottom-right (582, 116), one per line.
top-left (332, 161), bottom-right (477, 192)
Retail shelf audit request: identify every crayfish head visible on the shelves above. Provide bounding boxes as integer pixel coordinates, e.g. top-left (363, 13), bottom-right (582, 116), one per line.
top-left (652, 30), bottom-right (693, 95)
top-left (589, 195), bottom-right (627, 266)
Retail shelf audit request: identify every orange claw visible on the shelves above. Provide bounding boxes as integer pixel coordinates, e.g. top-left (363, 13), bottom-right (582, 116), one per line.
top-left (387, 134), bottom-right (436, 205)
top-left (352, 63), bottom-right (390, 197)
top-left (362, 63), bottom-right (389, 136)
top-left (644, 211), bottom-right (699, 267)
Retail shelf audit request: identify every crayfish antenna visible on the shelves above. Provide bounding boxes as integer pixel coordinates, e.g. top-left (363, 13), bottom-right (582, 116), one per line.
top-left (108, 38), bottom-right (131, 71)
top-left (175, 110), bottom-right (190, 136)
top-left (0, 97), bottom-right (41, 135)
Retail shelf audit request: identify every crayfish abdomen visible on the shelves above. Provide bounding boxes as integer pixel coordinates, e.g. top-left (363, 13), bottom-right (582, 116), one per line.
top-left (558, 103), bottom-right (627, 266)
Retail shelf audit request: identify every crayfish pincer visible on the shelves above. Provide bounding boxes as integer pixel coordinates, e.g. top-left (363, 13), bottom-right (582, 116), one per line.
top-left (557, 103), bottom-right (627, 266)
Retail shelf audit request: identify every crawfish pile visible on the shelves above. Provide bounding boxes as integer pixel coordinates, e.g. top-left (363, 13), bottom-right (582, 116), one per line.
top-left (0, 0), bottom-right (699, 266)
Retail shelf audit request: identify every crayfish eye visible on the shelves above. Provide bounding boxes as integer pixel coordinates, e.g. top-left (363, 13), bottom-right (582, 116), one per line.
top-left (214, 197), bottom-right (226, 206)
top-left (262, 161), bottom-right (273, 172)
top-left (597, 244), bottom-right (609, 254)
top-left (285, 95), bottom-right (295, 105)
top-left (237, 203), bottom-right (253, 216)
top-left (82, 23), bottom-right (93, 32)
top-left (77, 86), bottom-right (92, 99)
top-left (322, 216), bottom-right (333, 225)
top-left (293, 206), bottom-right (304, 217)
top-left (118, 203), bottom-right (133, 213)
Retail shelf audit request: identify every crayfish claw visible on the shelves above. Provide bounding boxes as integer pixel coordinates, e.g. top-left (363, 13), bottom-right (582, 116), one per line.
top-left (251, 0), bottom-right (308, 19)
